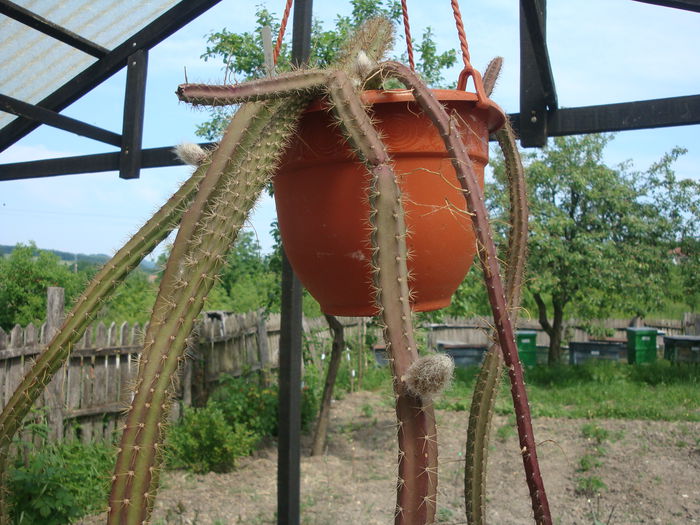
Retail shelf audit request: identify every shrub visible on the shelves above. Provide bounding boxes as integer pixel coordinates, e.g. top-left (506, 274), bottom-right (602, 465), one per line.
top-left (8, 439), bottom-right (113, 524)
top-left (210, 376), bottom-right (279, 438)
top-left (209, 372), bottom-right (322, 438)
top-left (166, 404), bottom-right (256, 473)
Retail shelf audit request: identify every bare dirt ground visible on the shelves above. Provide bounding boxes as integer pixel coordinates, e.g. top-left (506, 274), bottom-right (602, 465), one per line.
top-left (83, 390), bottom-right (700, 524)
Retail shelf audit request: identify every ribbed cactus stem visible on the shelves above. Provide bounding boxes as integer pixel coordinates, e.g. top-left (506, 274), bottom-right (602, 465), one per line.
top-left (0, 156), bottom-right (210, 525)
top-left (373, 60), bottom-right (551, 525)
top-left (177, 71), bottom-right (330, 106)
top-left (465, 57), bottom-right (530, 525)
top-left (177, 17), bottom-right (395, 108)
top-left (327, 70), bottom-right (437, 525)
top-left (107, 98), bottom-right (307, 525)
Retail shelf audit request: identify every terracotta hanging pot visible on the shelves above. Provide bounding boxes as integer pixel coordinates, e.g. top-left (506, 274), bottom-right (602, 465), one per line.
top-left (274, 89), bottom-right (505, 316)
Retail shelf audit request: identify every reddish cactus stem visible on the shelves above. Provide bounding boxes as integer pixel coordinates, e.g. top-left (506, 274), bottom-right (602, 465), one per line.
top-left (327, 70), bottom-right (437, 525)
top-left (375, 60), bottom-right (552, 524)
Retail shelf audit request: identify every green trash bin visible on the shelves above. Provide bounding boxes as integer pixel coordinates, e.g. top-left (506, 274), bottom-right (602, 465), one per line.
top-left (626, 327), bottom-right (658, 364)
top-left (516, 331), bottom-right (538, 367)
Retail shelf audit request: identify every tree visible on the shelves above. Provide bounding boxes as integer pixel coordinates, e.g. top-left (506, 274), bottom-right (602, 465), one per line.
top-left (0, 243), bottom-right (87, 330)
top-left (96, 270), bottom-right (158, 324)
top-left (489, 134), bottom-right (699, 363)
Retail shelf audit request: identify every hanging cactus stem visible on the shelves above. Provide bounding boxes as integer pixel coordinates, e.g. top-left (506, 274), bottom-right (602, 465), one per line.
top-left (370, 60), bottom-right (551, 524)
top-left (465, 56), bottom-right (530, 525)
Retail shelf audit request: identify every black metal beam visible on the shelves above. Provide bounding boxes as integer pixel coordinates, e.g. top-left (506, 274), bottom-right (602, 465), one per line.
top-left (0, 143), bottom-right (206, 181)
top-left (631, 0), bottom-right (700, 12)
top-left (0, 0), bottom-right (221, 154)
top-left (2, 93), bottom-right (698, 178)
top-left (508, 94), bottom-right (700, 143)
top-left (120, 50), bottom-right (148, 179)
top-left (519, 0), bottom-right (557, 110)
top-left (0, 93), bottom-right (121, 146)
top-left (277, 252), bottom-right (304, 525)
top-left (290, 0), bottom-right (314, 66)
top-left (519, 0), bottom-right (551, 147)
top-left (0, 0), bottom-right (109, 58)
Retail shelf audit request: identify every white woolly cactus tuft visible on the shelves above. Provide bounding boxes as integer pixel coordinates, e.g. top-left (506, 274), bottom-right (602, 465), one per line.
top-left (403, 353), bottom-right (455, 398)
top-left (174, 142), bottom-right (209, 166)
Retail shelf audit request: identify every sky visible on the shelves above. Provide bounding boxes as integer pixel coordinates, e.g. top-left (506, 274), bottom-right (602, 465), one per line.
top-left (1, 0), bottom-right (698, 260)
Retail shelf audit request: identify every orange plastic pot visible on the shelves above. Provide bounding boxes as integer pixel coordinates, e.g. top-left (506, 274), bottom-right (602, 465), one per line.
top-left (274, 89), bottom-right (505, 316)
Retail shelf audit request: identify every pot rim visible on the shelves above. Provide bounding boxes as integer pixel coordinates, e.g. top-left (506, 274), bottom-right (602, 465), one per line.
top-left (304, 88), bottom-right (506, 133)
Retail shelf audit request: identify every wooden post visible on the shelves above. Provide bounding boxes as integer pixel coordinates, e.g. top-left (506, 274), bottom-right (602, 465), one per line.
top-left (257, 309), bottom-right (272, 386)
top-left (46, 287), bottom-right (65, 441)
top-left (46, 287), bottom-right (64, 340)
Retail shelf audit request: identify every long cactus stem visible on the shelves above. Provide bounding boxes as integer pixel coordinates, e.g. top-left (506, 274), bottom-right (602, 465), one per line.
top-left (374, 60), bottom-right (551, 524)
top-left (176, 16), bottom-right (395, 108)
top-left (176, 70), bottom-right (330, 106)
top-left (107, 98), bottom-right (307, 525)
top-left (465, 57), bottom-right (530, 525)
top-left (327, 70), bottom-right (437, 525)
top-left (0, 158), bottom-right (210, 525)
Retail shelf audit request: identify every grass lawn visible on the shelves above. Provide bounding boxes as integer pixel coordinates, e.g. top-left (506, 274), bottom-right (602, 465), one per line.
top-left (435, 359), bottom-right (700, 421)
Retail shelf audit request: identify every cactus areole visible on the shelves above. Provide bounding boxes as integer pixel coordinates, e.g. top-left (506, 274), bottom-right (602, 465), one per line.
top-left (274, 89), bottom-right (505, 316)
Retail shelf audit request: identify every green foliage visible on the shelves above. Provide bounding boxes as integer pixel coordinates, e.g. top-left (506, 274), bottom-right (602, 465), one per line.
top-left (0, 243), bottom-right (88, 330)
top-left (438, 264), bottom-right (491, 319)
top-left (8, 433), bottom-right (113, 524)
top-left (96, 269), bottom-right (157, 324)
top-left (411, 26), bottom-right (457, 88)
top-left (576, 454), bottom-right (602, 472)
top-left (208, 371), bottom-right (320, 442)
top-left (575, 475), bottom-right (607, 497)
top-left (210, 375), bottom-right (280, 438)
top-left (166, 404), bottom-right (256, 473)
top-left (300, 365), bottom-right (321, 432)
top-left (581, 423), bottom-right (610, 444)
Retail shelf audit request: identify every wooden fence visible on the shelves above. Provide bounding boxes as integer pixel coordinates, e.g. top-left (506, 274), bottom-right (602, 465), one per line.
top-left (0, 288), bottom-right (697, 443)
top-left (0, 290), bottom-right (374, 443)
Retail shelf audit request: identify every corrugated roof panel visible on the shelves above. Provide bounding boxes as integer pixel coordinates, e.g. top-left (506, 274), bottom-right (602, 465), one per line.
top-left (25, 0), bottom-right (179, 49)
top-left (0, 16), bottom-right (95, 129)
top-left (0, 0), bottom-right (179, 129)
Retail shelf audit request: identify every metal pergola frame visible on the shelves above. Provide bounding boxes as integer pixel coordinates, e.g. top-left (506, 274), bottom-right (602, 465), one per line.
top-left (1, 1), bottom-right (699, 524)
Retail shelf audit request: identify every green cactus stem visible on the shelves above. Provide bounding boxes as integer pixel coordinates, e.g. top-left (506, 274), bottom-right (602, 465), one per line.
top-left (464, 57), bottom-right (530, 525)
top-left (107, 98), bottom-right (308, 524)
top-left (372, 60), bottom-right (551, 524)
top-left (0, 155), bottom-right (212, 525)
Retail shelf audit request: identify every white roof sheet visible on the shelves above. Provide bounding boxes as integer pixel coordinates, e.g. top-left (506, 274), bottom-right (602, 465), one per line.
top-left (0, 0), bottom-right (179, 129)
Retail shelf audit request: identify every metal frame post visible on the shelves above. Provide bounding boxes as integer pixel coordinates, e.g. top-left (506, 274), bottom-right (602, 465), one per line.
top-left (277, 1), bottom-right (313, 524)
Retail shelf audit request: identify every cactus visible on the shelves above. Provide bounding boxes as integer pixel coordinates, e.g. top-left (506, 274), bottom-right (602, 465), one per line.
top-left (106, 97), bottom-right (309, 524)
top-left (0, 153), bottom-right (210, 525)
top-left (464, 58), bottom-right (530, 525)
top-left (370, 60), bottom-right (551, 524)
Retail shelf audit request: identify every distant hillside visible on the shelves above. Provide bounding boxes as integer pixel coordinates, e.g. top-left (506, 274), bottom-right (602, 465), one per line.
top-left (0, 244), bottom-right (157, 272)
